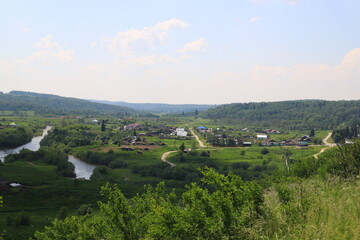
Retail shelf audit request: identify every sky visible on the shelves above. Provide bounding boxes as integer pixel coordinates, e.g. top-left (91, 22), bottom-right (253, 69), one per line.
top-left (1, 0), bottom-right (360, 104)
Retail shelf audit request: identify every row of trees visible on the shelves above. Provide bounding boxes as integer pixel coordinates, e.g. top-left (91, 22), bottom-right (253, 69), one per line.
top-left (5, 147), bottom-right (75, 177)
top-left (201, 100), bottom-right (360, 130)
top-left (0, 127), bottom-right (33, 148)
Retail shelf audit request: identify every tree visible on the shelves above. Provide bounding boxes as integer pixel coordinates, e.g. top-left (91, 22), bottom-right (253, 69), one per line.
top-left (179, 143), bottom-right (185, 152)
top-left (309, 128), bottom-right (315, 137)
top-left (58, 206), bottom-right (68, 220)
top-left (101, 120), bottom-right (106, 132)
top-left (260, 148), bottom-right (269, 155)
top-left (333, 133), bottom-right (342, 143)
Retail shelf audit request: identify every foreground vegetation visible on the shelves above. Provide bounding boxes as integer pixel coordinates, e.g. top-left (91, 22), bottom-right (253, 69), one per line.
top-left (34, 140), bottom-right (360, 239)
top-left (0, 113), bottom-right (359, 239)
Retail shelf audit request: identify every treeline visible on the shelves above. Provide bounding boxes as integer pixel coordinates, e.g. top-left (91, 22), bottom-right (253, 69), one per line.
top-left (74, 150), bottom-right (128, 169)
top-left (0, 91), bottom-right (135, 116)
top-left (93, 100), bottom-right (217, 113)
top-left (332, 126), bottom-right (359, 143)
top-left (0, 127), bottom-right (33, 148)
top-left (5, 147), bottom-right (75, 177)
top-left (40, 126), bottom-right (96, 148)
top-left (201, 100), bottom-right (360, 130)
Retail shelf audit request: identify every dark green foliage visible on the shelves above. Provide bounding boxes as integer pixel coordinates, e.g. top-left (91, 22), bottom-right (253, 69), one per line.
top-left (58, 206), bottom-right (68, 220)
top-left (326, 140), bottom-right (360, 177)
top-left (132, 163), bottom-right (198, 182)
top-left (90, 166), bottom-right (109, 180)
top-left (41, 126), bottom-right (96, 148)
top-left (74, 150), bottom-right (128, 168)
top-left (109, 160), bottom-right (128, 169)
top-left (179, 143), bottom-right (185, 152)
top-left (309, 128), bottom-right (315, 137)
top-left (77, 204), bottom-right (93, 216)
top-left (333, 133), bottom-right (342, 143)
top-left (201, 100), bottom-right (360, 130)
top-left (332, 126), bottom-right (358, 143)
top-left (6, 216), bottom-right (13, 226)
top-left (5, 147), bottom-right (75, 177)
top-left (15, 211), bottom-right (30, 226)
top-left (101, 120), bottom-right (106, 132)
top-left (0, 127), bottom-right (33, 148)
top-left (291, 158), bottom-right (320, 178)
top-left (232, 162), bottom-right (250, 170)
top-left (0, 91), bottom-right (135, 116)
top-left (261, 148), bottom-right (270, 155)
top-left (34, 168), bottom-right (263, 239)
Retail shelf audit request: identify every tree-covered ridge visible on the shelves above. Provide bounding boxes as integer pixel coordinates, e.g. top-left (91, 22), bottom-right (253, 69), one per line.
top-left (91, 100), bottom-right (217, 114)
top-left (0, 91), bottom-right (135, 116)
top-left (201, 100), bottom-right (360, 129)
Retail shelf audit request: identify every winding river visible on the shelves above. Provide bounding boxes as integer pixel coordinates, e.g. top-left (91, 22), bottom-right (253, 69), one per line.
top-left (0, 126), bottom-right (95, 180)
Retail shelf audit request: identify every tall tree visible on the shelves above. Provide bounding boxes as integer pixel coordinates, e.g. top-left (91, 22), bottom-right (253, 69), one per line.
top-left (309, 128), bottom-right (315, 137)
top-left (179, 143), bottom-right (185, 152)
top-left (101, 120), bottom-right (106, 132)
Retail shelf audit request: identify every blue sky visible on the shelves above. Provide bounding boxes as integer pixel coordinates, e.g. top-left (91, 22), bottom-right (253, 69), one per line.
top-left (1, 0), bottom-right (359, 104)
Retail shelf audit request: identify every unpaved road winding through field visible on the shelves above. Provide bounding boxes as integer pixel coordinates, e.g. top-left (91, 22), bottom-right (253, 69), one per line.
top-left (313, 132), bottom-right (336, 159)
top-left (161, 150), bottom-right (177, 167)
top-left (189, 128), bottom-right (206, 148)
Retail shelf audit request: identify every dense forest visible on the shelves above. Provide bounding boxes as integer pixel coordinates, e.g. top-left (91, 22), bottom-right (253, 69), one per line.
top-left (0, 127), bottom-right (33, 148)
top-left (201, 100), bottom-right (360, 130)
top-left (0, 91), bottom-right (135, 116)
top-left (91, 100), bottom-right (217, 114)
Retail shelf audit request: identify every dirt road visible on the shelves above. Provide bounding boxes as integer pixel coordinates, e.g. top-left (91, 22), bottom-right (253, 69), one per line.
top-left (313, 132), bottom-right (336, 159)
top-left (189, 128), bottom-right (206, 148)
top-left (161, 150), bottom-right (177, 167)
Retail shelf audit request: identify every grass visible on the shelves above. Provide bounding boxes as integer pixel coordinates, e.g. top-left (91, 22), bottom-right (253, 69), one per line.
top-left (254, 177), bottom-right (360, 239)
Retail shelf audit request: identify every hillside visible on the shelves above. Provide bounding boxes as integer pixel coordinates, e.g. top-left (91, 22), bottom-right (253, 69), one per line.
top-left (201, 100), bottom-right (360, 130)
top-left (0, 91), bottom-right (135, 116)
top-left (91, 100), bottom-right (217, 113)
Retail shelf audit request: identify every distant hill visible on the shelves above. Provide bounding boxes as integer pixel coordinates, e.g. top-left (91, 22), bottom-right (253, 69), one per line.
top-left (90, 100), bottom-right (217, 114)
top-left (201, 100), bottom-right (360, 130)
top-left (0, 91), bottom-right (135, 116)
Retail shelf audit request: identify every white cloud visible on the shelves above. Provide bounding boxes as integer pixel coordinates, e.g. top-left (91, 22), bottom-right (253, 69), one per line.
top-left (249, 17), bottom-right (261, 23)
top-left (21, 28), bottom-right (31, 32)
top-left (178, 38), bottom-right (208, 53)
top-left (16, 21), bottom-right (31, 33)
top-left (93, 18), bottom-right (188, 56)
top-left (34, 34), bottom-right (62, 49)
top-left (283, 0), bottom-right (299, 5)
top-left (24, 50), bottom-right (74, 64)
top-left (249, 0), bottom-right (267, 4)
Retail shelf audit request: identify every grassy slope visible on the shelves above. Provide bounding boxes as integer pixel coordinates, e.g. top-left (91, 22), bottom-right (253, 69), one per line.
top-left (255, 177), bottom-right (360, 239)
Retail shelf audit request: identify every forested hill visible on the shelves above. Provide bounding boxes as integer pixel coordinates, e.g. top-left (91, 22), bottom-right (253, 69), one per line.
top-left (201, 100), bottom-right (360, 130)
top-left (90, 100), bottom-right (217, 113)
top-left (0, 91), bottom-right (135, 116)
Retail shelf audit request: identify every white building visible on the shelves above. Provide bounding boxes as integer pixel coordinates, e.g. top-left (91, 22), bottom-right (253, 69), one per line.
top-left (176, 128), bottom-right (188, 137)
top-left (256, 134), bottom-right (268, 140)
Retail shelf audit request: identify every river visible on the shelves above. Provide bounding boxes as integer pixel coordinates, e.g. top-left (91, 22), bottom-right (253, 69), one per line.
top-left (68, 155), bottom-right (96, 180)
top-left (0, 126), bottom-right (95, 180)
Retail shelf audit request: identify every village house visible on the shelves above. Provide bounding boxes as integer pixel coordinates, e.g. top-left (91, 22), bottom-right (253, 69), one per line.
top-left (123, 123), bottom-right (142, 131)
top-left (175, 128), bottom-right (188, 137)
top-left (261, 139), bottom-right (278, 146)
top-left (256, 134), bottom-right (268, 140)
top-left (243, 142), bottom-right (252, 147)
